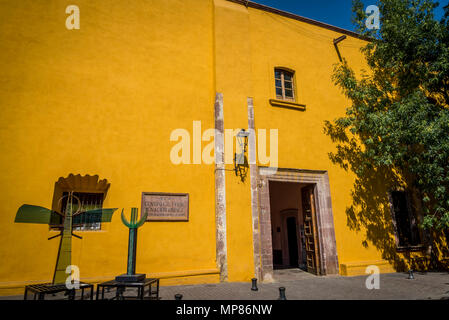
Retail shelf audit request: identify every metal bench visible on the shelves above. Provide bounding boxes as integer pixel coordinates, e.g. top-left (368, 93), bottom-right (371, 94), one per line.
top-left (24, 282), bottom-right (94, 300)
top-left (96, 278), bottom-right (159, 300)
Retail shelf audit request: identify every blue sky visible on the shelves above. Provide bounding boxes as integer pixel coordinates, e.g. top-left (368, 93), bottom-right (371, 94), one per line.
top-left (251, 0), bottom-right (448, 31)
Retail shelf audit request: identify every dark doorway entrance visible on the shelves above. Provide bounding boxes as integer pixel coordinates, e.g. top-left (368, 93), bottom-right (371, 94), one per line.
top-left (257, 167), bottom-right (340, 281)
top-left (286, 217), bottom-right (299, 267)
top-left (269, 181), bottom-right (315, 272)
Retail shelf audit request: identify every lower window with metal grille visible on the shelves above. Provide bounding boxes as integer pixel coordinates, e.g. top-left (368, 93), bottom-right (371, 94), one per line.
top-left (390, 190), bottom-right (422, 248)
top-left (51, 192), bottom-right (104, 231)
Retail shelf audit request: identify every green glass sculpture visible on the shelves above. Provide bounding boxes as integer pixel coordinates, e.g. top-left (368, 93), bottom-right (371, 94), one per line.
top-left (115, 208), bottom-right (148, 282)
top-left (14, 191), bottom-right (118, 285)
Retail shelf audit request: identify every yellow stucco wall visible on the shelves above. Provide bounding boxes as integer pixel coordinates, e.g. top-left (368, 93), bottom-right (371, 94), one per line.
top-left (0, 0), bottom-right (220, 295)
top-left (214, 0), bottom-right (395, 276)
top-left (0, 0), bottom-right (421, 296)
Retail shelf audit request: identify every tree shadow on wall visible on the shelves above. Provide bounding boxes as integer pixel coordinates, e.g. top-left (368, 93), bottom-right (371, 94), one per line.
top-left (324, 121), bottom-right (411, 272)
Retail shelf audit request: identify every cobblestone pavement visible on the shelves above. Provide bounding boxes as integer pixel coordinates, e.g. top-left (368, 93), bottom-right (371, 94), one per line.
top-left (159, 269), bottom-right (449, 300)
top-left (2, 269), bottom-right (449, 300)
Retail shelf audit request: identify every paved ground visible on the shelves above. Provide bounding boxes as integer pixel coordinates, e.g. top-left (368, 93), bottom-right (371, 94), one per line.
top-left (159, 269), bottom-right (449, 300)
top-left (2, 269), bottom-right (449, 300)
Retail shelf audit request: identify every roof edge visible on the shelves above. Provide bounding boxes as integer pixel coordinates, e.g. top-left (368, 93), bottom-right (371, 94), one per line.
top-left (226, 0), bottom-right (371, 41)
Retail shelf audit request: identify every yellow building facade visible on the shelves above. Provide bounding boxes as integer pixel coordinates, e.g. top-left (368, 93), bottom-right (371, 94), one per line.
top-left (0, 0), bottom-right (437, 296)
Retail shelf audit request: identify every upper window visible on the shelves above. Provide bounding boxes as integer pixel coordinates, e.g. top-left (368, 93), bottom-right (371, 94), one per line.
top-left (275, 68), bottom-right (295, 101)
top-left (390, 191), bottom-right (422, 248)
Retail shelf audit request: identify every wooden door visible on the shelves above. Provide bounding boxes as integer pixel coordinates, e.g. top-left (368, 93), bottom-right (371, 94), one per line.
top-left (301, 186), bottom-right (320, 275)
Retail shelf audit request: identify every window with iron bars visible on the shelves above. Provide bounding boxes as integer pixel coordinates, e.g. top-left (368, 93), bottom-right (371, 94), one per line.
top-left (390, 190), bottom-right (422, 248)
top-left (50, 192), bottom-right (104, 231)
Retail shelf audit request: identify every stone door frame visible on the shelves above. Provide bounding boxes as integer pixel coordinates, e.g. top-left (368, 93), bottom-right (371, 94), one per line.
top-left (257, 167), bottom-right (339, 281)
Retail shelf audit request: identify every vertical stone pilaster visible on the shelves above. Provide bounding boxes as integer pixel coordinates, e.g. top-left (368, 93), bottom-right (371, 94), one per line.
top-left (257, 175), bottom-right (275, 282)
top-left (214, 92), bottom-right (228, 281)
top-left (247, 97), bottom-right (261, 280)
top-left (316, 172), bottom-right (339, 275)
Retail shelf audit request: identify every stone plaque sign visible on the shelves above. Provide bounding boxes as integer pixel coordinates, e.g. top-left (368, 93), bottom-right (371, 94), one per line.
top-left (141, 192), bottom-right (189, 221)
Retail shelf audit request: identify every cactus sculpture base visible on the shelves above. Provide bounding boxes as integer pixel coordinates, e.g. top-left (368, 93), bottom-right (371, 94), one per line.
top-left (115, 273), bottom-right (146, 282)
top-left (115, 208), bottom-right (148, 283)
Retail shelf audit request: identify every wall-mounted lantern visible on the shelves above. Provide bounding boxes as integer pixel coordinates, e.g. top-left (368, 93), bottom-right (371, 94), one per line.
top-left (234, 129), bottom-right (249, 182)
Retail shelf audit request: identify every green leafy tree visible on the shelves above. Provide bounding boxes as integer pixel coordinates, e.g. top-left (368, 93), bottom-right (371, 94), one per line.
top-left (325, 0), bottom-right (449, 234)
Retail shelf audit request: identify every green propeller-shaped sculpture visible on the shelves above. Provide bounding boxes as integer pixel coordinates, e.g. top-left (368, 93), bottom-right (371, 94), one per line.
top-left (115, 208), bottom-right (148, 282)
top-left (15, 192), bottom-right (118, 285)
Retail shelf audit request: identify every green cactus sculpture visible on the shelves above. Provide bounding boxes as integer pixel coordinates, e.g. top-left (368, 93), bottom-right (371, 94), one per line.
top-left (115, 208), bottom-right (148, 282)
